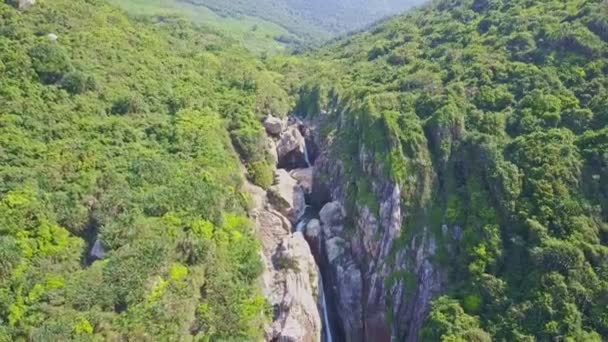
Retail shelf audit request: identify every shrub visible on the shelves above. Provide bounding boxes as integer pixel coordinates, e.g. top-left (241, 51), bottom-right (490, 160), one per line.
top-left (275, 254), bottom-right (299, 272)
top-left (110, 94), bottom-right (146, 115)
top-left (28, 43), bottom-right (72, 84)
top-left (60, 71), bottom-right (97, 95)
top-left (248, 160), bottom-right (273, 189)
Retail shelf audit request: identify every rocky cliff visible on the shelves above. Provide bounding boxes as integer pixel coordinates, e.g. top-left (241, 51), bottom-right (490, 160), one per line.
top-left (304, 105), bottom-right (460, 341)
top-left (248, 116), bottom-right (327, 342)
top-left (247, 178), bottom-right (322, 342)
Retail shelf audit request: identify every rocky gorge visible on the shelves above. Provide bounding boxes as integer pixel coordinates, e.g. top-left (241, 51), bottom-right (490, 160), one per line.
top-left (251, 114), bottom-right (336, 341)
top-left (254, 108), bottom-right (464, 341)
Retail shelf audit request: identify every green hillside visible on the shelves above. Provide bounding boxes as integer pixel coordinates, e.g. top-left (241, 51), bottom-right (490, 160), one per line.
top-left (282, 0), bottom-right (608, 339)
top-left (1, 0), bottom-right (607, 340)
top-left (0, 0), bottom-right (287, 339)
top-left (108, 0), bottom-right (297, 55)
top-left (113, 0), bottom-right (427, 53)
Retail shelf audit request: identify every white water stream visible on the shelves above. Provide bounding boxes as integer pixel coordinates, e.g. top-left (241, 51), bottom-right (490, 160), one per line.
top-left (297, 141), bottom-right (335, 342)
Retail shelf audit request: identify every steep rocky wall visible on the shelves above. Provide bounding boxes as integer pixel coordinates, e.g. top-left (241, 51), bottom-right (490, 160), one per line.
top-left (307, 105), bottom-right (458, 341)
top-left (245, 173), bottom-right (322, 341)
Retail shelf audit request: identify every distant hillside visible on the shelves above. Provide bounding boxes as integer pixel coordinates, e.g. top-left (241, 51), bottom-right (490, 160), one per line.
top-left (191, 0), bottom-right (427, 39)
top-left (113, 0), bottom-right (427, 53)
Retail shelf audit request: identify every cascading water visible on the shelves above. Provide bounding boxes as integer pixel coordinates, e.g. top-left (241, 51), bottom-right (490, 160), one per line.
top-left (303, 140), bottom-right (312, 168)
top-left (294, 136), bottom-right (335, 342)
top-left (320, 274), bottom-right (334, 342)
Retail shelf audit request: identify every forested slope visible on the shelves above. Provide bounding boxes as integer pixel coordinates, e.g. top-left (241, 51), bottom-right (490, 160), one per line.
top-left (0, 0), bottom-right (288, 339)
top-left (115, 0), bottom-right (427, 51)
top-left (2, 0), bottom-right (608, 340)
top-left (275, 0), bottom-right (608, 339)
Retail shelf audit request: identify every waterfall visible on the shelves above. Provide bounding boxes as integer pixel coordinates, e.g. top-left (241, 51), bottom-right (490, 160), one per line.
top-left (321, 274), bottom-right (334, 342)
top-left (303, 141), bottom-right (312, 168)
top-left (294, 211), bottom-right (334, 342)
top-left (295, 219), bottom-right (307, 232)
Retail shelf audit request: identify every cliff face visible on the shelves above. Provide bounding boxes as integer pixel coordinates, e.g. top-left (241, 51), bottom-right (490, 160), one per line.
top-left (306, 105), bottom-right (462, 341)
top-left (247, 178), bottom-right (322, 342)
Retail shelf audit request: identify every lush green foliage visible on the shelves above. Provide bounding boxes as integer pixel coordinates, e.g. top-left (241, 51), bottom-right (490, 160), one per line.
top-left (276, 0), bottom-right (608, 339)
top-left (0, 0), bottom-right (291, 339)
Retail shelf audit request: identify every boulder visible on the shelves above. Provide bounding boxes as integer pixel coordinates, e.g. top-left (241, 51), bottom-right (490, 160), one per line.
top-left (290, 167), bottom-right (313, 194)
top-left (304, 218), bottom-right (322, 260)
top-left (18, 0), bottom-right (35, 9)
top-left (48, 33), bottom-right (58, 42)
top-left (319, 201), bottom-right (345, 234)
top-left (277, 126), bottom-right (308, 169)
top-left (263, 115), bottom-right (285, 136)
top-left (268, 169), bottom-right (306, 224)
top-left (251, 195), bottom-right (321, 341)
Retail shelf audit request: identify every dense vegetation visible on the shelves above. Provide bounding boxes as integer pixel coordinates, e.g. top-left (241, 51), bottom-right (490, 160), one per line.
top-left (0, 0), bottom-right (288, 339)
top-left (2, 0), bottom-right (607, 340)
top-left (278, 0), bottom-right (608, 339)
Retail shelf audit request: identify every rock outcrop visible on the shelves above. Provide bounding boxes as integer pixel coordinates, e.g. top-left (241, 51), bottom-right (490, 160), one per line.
top-left (247, 117), bottom-right (324, 341)
top-left (277, 125), bottom-right (308, 169)
top-left (17, 0), bottom-right (35, 9)
top-left (249, 180), bottom-right (322, 342)
top-left (308, 108), bottom-right (453, 342)
top-left (290, 167), bottom-right (313, 194)
top-left (269, 233), bottom-right (322, 342)
top-left (268, 169), bottom-right (306, 224)
top-left (264, 115), bottom-right (286, 136)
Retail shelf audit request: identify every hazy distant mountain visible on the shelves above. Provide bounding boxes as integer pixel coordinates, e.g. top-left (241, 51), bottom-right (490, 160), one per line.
top-left (180, 0), bottom-right (427, 41)
top-left (113, 0), bottom-right (427, 53)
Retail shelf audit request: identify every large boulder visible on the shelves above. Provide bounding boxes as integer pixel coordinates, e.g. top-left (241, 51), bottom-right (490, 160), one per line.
top-left (319, 201), bottom-right (346, 235)
top-left (277, 126), bottom-right (308, 169)
top-left (264, 115), bottom-right (285, 136)
top-left (268, 169), bottom-right (306, 224)
top-left (304, 218), bottom-right (322, 260)
top-left (290, 167), bottom-right (313, 194)
top-left (18, 0), bottom-right (35, 9)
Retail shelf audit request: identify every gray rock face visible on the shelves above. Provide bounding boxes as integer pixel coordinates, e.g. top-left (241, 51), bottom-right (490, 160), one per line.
top-left (268, 169), bottom-right (306, 224)
top-left (310, 109), bottom-right (450, 342)
top-left (18, 0), bottom-right (35, 9)
top-left (290, 167), bottom-right (313, 194)
top-left (264, 115), bottom-right (285, 136)
top-left (270, 233), bottom-right (322, 342)
top-left (249, 180), bottom-right (321, 342)
top-left (277, 126), bottom-right (308, 169)
top-left (319, 201), bottom-right (345, 234)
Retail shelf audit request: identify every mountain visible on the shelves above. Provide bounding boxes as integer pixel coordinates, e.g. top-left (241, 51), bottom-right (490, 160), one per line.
top-left (0, 0), bottom-right (289, 339)
top-left (187, 0), bottom-right (428, 38)
top-left (1, 0), bottom-right (607, 341)
top-left (277, 0), bottom-right (608, 340)
top-left (113, 0), bottom-right (427, 52)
